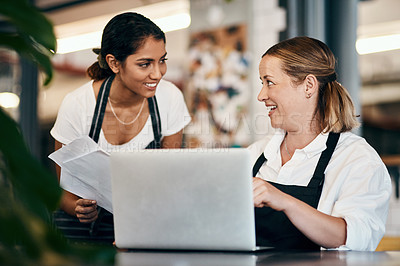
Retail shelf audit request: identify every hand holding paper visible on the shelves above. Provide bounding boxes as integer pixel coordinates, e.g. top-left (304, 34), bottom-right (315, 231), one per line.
top-left (48, 136), bottom-right (113, 213)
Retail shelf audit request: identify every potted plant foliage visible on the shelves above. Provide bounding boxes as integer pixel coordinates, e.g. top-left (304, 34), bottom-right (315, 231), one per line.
top-left (0, 0), bottom-right (115, 264)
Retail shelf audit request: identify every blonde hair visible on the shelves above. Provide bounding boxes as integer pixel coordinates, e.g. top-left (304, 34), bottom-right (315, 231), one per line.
top-left (263, 36), bottom-right (359, 133)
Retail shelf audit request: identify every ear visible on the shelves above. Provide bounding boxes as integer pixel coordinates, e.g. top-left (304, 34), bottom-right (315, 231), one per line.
top-left (106, 54), bottom-right (120, 74)
top-left (304, 74), bottom-right (318, 99)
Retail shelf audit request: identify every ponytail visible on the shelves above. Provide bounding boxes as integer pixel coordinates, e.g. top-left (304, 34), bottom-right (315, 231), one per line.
top-left (86, 48), bottom-right (114, 81)
top-left (87, 61), bottom-right (114, 81)
top-left (319, 81), bottom-right (360, 133)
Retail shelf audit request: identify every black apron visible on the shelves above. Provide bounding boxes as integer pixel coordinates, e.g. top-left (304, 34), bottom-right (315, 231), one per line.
top-left (252, 132), bottom-right (340, 250)
top-left (53, 75), bottom-right (162, 244)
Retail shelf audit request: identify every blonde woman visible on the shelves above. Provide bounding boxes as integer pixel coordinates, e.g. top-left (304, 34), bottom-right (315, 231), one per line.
top-left (250, 36), bottom-right (391, 251)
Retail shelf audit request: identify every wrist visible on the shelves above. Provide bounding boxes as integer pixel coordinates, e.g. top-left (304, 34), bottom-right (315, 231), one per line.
top-left (280, 193), bottom-right (297, 213)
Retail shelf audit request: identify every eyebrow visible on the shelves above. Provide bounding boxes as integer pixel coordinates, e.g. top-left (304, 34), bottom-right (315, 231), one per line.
top-left (136, 52), bottom-right (168, 62)
top-left (260, 74), bottom-right (272, 80)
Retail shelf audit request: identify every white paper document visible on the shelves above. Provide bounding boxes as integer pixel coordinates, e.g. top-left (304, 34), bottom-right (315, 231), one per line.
top-left (48, 136), bottom-right (113, 213)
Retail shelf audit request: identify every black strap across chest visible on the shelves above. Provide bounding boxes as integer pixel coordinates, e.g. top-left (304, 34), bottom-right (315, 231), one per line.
top-left (252, 132), bottom-right (340, 189)
top-left (53, 76), bottom-right (163, 244)
top-left (87, 75), bottom-right (162, 239)
top-left (252, 132), bottom-right (340, 250)
top-left (89, 75), bottom-right (162, 147)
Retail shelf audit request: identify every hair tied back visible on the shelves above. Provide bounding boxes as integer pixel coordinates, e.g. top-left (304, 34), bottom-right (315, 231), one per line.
top-left (92, 48), bottom-right (109, 69)
top-left (327, 72), bottom-right (337, 83)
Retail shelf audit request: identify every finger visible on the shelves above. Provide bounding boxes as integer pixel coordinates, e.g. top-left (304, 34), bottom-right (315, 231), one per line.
top-left (76, 208), bottom-right (98, 221)
top-left (76, 205), bottom-right (98, 215)
top-left (252, 182), bottom-right (263, 193)
top-left (75, 199), bottom-right (97, 214)
top-left (252, 184), bottom-right (261, 196)
top-left (253, 193), bottom-right (269, 208)
top-left (76, 208), bottom-right (98, 218)
top-left (253, 185), bottom-right (270, 205)
top-left (77, 199), bottom-right (97, 207)
top-left (253, 183), bottom-right (268, 197)
top-left (78, 214), bottom-right (98, 223)
top-left (253, 196), bottom-right (265, 208)
top-left (253, 177), bottom-right (264, 183)
top-left (252, 178), bottom-right (266, 189)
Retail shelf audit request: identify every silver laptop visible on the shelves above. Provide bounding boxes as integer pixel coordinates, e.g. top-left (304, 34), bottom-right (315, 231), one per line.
top-left (110, 148), bottom-right (263, 252)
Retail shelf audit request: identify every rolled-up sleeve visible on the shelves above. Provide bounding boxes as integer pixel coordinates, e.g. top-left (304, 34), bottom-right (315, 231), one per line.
top-left (332, 162), bottom-right (391, 251)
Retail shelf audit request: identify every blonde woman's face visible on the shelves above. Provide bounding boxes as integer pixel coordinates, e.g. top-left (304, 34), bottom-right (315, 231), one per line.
top-left (258, 55), bottom-right (312, 132)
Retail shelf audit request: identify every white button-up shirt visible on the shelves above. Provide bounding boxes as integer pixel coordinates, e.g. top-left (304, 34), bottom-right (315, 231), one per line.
top-left (248, 129), bottom-right (392, 251)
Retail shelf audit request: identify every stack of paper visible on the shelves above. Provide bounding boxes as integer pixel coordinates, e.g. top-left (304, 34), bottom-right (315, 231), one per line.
top-left (48, 136), bottom-right (113, 213)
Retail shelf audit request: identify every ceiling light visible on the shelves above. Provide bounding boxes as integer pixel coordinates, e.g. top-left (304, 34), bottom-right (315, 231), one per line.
top-left (356, 34), bottom-right (400, 55)
top-left (57, 31), bottom-right (102, 54)
top-left (56, 12), bottom-right (191, 54)
top-left (0, 92), bottom-right (20, 109)
top-left (154, 13), bottom-right (191, 33)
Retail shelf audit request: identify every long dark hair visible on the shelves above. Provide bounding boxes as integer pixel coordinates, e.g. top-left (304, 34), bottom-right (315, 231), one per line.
top-left (87, 12), bottom-right (166, 81)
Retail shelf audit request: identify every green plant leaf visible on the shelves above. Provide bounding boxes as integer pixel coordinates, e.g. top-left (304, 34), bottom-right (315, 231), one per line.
top-left (0, 0), bottom-right (56, 85)
top-left (0, 0), bottom-right (56, 52)
top-left (0, 33), bottom-right (54, 85)
top-left (0, 108), bottom-right (116, 265)
top-left (0, 108), bottom-right (61, 217)
top-left (0, 1), bottom-right (116, 264)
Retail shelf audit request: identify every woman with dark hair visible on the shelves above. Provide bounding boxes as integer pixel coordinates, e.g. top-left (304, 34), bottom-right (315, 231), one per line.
top-left (250, 36), bottom-right (391, 251)
top-left (51, 12), bottom-right (191, 244)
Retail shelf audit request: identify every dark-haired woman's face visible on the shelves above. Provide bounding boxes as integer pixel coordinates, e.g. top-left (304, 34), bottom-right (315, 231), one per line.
top-left (118, 37), bottom-right (167, 98)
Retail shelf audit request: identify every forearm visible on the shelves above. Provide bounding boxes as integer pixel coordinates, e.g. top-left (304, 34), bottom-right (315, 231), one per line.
top-left (283, 196), bottom-right (347, 248)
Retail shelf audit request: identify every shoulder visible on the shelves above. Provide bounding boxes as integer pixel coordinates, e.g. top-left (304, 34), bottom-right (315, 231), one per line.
top-left (154, 79), bottom-right (187, 113)
top-left (154, 79), bottom-right (191, 136)
top-left (62, 81), bottom-right (94, 106)
top-left (155, 79), bottom-right (184, 100)
top-left (328, 131), bottom-right (391, 192)
top-left (335, 132), bottom-right (383, 164)
top-left (51, 81), bottom-right (95, 144)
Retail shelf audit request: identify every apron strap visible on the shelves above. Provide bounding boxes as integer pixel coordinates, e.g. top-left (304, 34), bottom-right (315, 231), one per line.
top-left (89, 75), bottom-right (114, 143)
top-left (252, 132), bottom-right (340, 249)
top-left (252, 132), bottom-right (340, 186)
top-left (59, 76), bottom-right (163, 241)
top-left (88, 75), bottom-right (115, 238)
top-left (88, 76), bottom-right (163, 147)
top-left (307, 132), bottom-right (340, 188)
top-left (146, 96), bottom-right (162, 148)
top-left (252, 153), bottom-right (267, 177)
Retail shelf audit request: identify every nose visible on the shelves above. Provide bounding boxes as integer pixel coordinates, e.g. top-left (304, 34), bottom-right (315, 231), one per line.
top-left (150, 63), bottom-right (164, 80)
top-left (257, 85), bottom-right (269, 102)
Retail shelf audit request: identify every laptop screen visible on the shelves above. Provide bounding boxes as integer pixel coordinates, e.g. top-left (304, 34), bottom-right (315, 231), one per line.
top-left (110, 148), bottom-right (256, 251)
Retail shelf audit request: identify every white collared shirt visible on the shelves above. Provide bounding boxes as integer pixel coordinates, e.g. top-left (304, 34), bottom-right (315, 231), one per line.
top-left (248, 129), bottom-right (392, 251)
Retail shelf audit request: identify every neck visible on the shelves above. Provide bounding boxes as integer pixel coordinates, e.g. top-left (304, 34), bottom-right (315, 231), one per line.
top-left (285, 129), bottom-right (320, 152)
top-left (286, 112), bottom-right (321, 145)
top-left (108, 79), bottom-right (144, 106)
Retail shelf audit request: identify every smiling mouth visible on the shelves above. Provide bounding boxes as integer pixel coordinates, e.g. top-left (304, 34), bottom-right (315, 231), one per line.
top-left (266, 105), bottom-right (277, 112)
top-left (145, 83), bottom-right (157, 88)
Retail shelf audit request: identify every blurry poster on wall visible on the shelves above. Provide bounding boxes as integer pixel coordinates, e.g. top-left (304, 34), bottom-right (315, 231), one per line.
top-left (184, 24), bottom-right (251, 148)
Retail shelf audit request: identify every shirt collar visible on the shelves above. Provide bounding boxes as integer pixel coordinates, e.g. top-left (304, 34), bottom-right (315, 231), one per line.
top-left (263, 129), bottom-right (330, 160)
top-left (263, 129), bottom-right (285, 161)
top-left (302, 132), bottom-right (329, 158)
